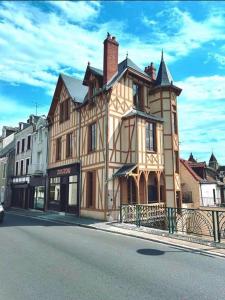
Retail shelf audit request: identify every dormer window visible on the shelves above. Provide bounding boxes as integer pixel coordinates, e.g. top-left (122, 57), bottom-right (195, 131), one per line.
top-left (89, 80), bottom-right (97, 101)
top-left (133, 82), bottom-right (143, 110)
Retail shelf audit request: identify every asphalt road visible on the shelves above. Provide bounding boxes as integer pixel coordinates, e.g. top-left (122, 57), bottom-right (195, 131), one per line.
top-left (0, 213), bottom-right (225, 300)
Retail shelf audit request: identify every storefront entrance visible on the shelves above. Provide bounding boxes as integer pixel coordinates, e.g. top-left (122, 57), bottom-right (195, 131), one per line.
top-left (47, 164), bottom-right (80, 215)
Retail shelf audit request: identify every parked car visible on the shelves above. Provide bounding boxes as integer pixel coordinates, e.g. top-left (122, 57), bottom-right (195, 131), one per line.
top-left (0, 202), bottom-right (4, 223)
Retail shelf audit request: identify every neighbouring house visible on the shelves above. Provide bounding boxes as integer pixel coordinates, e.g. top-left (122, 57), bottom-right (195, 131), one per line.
top-left (180, 153), bottom-right (225, 208)
top-left (47, 33), bottom-right (182, 220)
top-left (28, 116), bottom-right (48, 210)
top-left (0, 126), bottom-right (17, 207)
top-left (11, 115), bottom-right (42, 208)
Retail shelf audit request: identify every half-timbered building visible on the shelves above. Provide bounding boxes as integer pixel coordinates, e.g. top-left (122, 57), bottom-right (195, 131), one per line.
top-left (47, 33), bottom-right (182, 220)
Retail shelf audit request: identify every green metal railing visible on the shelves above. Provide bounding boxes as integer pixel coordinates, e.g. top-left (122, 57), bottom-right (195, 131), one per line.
top-left (120, 204), bottom-right (225, 243)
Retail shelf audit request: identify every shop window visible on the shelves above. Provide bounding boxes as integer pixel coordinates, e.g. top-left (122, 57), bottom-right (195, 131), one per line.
top-left (56, 137), bottom-right (62, 161)
top-left (86, 171), bottom-right (96, 208)
top-left (88, 123), bottom-right (96, 152)
top-left (34, 186), bottom-right (45, 210)
top-left (146, 122), bottom-right (156, 152)
top-left (66, 132), bottom-right (73, 158)
top-left (133, 83), bottom-right (143, 109)
top-left (68, 175), bottom-right (78, 206)
top-left (49, 177), bottom-right (60, 207)
top-left (21, 138), bottom-right (25, 153)
top-left (20, 160), bottom-right (24, 176)
top-left (27, 135), bottom-right (31, 150)
top-left (16, 141), bottom-right (20, 154)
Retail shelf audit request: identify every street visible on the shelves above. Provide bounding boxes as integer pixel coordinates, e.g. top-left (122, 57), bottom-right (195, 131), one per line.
top-left (0, 213), bottom-right (225, 300)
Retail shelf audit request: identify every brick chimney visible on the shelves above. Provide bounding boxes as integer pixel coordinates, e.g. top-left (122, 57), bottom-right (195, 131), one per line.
top-left (144, 62), bottom-right (156, 80)
top-left (103, 33), bottom-right (119, 85)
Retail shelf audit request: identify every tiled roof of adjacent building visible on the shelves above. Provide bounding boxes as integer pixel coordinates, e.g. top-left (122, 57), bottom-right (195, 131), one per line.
top-left (0, 140), bottom-right (15, 158)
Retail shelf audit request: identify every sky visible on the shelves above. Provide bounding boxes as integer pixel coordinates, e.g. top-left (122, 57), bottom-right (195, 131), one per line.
top-left (0, 1), bottom-right (225, 164)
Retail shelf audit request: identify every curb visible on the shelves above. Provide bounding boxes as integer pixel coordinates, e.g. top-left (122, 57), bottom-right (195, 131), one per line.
top-left (6, 211), bottom-right (225, 259)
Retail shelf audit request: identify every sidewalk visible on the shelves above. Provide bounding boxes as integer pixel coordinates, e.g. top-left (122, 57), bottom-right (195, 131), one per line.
top-left (7, 207), bottom-right (225, 259)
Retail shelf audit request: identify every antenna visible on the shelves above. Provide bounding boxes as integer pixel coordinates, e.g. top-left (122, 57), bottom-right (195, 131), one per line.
top-left (32, 101), bottom-right (39, 116)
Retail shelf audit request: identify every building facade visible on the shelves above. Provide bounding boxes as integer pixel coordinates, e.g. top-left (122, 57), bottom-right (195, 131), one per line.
top-left (28, 116), bottom-right (48, 210)
top-left (180, 153), bottom-right (225, 208)
top-left (11, 115), bottom-right (40, 208)
top-left (47, 34), bottom-right (182, 220)
top-left (0, 127), bottom-right (17, 207)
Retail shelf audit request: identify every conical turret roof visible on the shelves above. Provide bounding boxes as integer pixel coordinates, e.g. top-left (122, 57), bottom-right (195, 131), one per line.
top-left (188, 153), bottom-right (197, 163)
top-left (155, 50), bottom-right (173, 86)
top-left (209, 152), bottom-right (217, 162)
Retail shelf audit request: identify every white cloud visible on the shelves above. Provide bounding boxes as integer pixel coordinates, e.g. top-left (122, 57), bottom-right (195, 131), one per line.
top-left (177, 75), bottom-right (225, 162)
top-left (142, 7), bottom-right (225, 60)
top-left (48, 1), bottom-right (101, 23)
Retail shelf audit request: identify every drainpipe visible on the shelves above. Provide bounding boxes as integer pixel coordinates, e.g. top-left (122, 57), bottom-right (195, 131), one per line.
top-left (104, 90), bottom-right (110, 220)
top-left (78, 105), bottom-right (82, 217)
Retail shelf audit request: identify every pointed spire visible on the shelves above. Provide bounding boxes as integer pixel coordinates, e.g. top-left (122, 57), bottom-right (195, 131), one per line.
top-left (209, 152), bottom-right (217, 162)
top-left (188, 152), bottom-right (197, 163)
top-left (155, 50), bottom-right (173, 86)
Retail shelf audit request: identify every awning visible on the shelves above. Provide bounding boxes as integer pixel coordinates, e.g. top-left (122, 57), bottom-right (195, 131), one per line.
top-left (113, 163), bottom-right (136, 177)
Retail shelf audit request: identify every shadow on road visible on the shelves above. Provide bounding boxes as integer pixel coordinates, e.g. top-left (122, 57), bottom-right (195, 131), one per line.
top-left (137, 248), bottom-right (165, 255)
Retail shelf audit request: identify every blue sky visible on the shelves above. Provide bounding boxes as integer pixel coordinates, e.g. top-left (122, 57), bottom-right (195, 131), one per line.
top-left (0, 1), bottom-right (225, 164)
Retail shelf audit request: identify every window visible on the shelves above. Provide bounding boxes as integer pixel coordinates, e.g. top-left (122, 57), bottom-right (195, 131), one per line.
top-left (89, 81), bottom-right (97, 100)
top-left (21, 138), bottom-right (25, 152)
top-left (49, 177), bottom-right (60, 209)
top-left (88, 123), bottom-right (96, 152)
top-left (172, 111), bottom-right (178, 134)
top-left (146, 122), bottom-right (156, 152)
top-left (86, 172), bottom-right (95, 208)
top-left (60, 102), bottom-right (64, 123)
top-left (56, 137), bottom-right (62, 161)
top-left (174, 151), bottom-right (179, 173)
top-left (66, 132), bottom-right (73, 158)
top-left (3, 164), bottom-right (6, 179)
top-left (15, 161), bottom-right (19, 176)
top-left (26, 158), bottom-right (30, 174)
top-left (182, 191), bottom-right (192, 203)
top-left (16, 141), bottom-right (20, 154)
top-left (20, 160), bottom-right (24, 176)
top-left (27, 135), bottom-right (31, 150)
top-left (133, 83), bottom-right (143, 109)
top-left (60, 99), bottom-right (70, 123)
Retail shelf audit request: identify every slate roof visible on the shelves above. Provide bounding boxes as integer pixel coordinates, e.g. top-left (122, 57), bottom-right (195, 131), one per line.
top-left (113, 163), bottom-right (136, 177)
top-left (209, 152), bottom-right (217, 162)
top-left (61, 74), bottom-right (88, 103)
top-left (155, 52), bottom-right (173, 86)
top-left (106, 57), bottom-right (151, 89)
top-left (122, 108), bottom-right (163, 122)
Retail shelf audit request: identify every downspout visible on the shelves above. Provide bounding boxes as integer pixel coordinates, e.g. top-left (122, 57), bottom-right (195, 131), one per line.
top-left (104, 90), bottom-right (110, 220)
top-left (78, 105), bottom-right (81, 217)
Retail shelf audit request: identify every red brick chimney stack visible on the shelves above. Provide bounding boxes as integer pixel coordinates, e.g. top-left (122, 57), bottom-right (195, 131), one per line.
top-left (144, 62), bottom-right (156, 80)
top-left (103, 33), bottom-right (119, 85)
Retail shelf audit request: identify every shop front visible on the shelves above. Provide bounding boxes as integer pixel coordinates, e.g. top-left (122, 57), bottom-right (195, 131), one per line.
top-left (47, 163), bottom-right (80, 215)
top-left (11, 176), bottom-right (31, 209)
